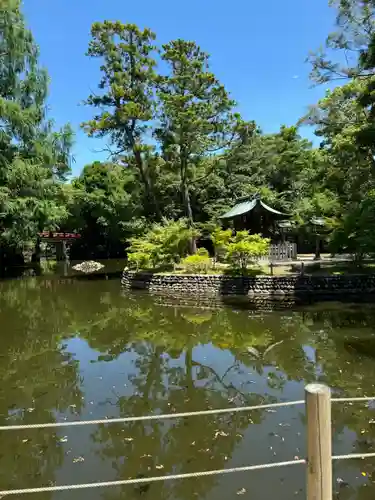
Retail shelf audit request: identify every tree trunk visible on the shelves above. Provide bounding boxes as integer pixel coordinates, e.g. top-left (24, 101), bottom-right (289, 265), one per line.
top-left (185, 346), bottom-right (194, 392)
top-left (314, 235), bottom-right (321, 261)
top-left (133, 149), bottom-right (162, 220)
top-left (32, 237), bottom-right (41, 264)
top-left (123, 124), bottom-right (161, 220)
top-left (181, 159), bottom-right (196, 254)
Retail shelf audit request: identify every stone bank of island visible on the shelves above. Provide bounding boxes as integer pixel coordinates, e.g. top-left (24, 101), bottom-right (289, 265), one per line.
top-left (122, 194), bottom-right (375, 300)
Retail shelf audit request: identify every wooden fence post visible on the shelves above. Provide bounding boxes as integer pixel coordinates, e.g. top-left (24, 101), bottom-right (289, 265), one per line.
top-left (305, 384), bottom-right (332, 500)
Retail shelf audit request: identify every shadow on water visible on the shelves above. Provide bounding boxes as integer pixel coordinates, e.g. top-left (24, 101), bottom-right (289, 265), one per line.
top-left (1, 275), bottom-right (375, 499)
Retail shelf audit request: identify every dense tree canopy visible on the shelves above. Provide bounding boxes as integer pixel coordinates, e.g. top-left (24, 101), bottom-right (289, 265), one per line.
top-left (1, 0), bottom-right (375, 271)
top-left (0, 0), bottom-right (73, 273)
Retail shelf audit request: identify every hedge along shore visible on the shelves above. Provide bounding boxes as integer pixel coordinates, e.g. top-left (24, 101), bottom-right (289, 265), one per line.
top-left (121, 271), bottom-right (375, 297)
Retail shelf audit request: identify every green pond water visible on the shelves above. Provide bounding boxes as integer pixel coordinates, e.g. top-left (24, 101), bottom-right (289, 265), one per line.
top-left (1, 275), bottom-right (375, 500)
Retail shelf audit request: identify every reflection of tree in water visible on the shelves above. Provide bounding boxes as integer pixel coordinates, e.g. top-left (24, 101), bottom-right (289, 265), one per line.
top-left (90, 345), bottom-right (258, 500)
top-left (294, 306), bottom-right (375, 499)
top-left (3, 278), bottom-right (375, 498)
top-left (80, 296), bottom-right (375, 500)
top-left (0, 278), bottom-right (84, 495)
top-left (80, 298), bottom-right (316, 500)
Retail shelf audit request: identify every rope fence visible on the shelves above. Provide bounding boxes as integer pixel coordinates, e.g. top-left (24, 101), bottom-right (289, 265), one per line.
top-left (1, 385), bottom-right (375, 498)
top-left (2, 395), bottom-right (375, 431)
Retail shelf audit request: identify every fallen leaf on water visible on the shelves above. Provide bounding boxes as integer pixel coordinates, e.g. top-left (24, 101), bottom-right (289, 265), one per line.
top-left (73, 456), bottom-right (84, 463)
top-left (237, 488), bottom-right (246, 495)
top-left (362, 472), bottom-right (367, 477)
top-left (214, 431), bottom-right (229, 439)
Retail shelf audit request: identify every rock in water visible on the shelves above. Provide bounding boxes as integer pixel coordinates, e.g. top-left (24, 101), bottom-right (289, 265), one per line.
top-left (72, 261), bottom-right (104, 274)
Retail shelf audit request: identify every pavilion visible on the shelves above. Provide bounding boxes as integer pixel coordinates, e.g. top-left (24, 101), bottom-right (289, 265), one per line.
top-left (219, 194), bottom-right (290, 239)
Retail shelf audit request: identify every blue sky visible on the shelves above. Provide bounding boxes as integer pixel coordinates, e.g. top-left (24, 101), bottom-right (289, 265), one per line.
top-left (24, 0), bottom-right (336, 177)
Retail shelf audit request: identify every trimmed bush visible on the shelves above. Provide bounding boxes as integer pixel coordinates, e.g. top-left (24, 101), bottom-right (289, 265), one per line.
top-left (181, 252), bottom-right (211, 274)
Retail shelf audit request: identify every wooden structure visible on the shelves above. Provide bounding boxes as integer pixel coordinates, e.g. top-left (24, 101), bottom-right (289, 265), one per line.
top-left (219, 194), bottom-right (290, 238)
top-left (38, 231), bottom-right (81, 261)
top-left (219, 194), bottom-right (296, 260)
top-left (305, 383), bottom-right (332, 500)
top-left (259, 241), bottom-right (297, 261)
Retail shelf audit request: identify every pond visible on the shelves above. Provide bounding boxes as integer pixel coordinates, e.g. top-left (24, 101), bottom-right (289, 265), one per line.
top-left (1, 276), bottom-right (375, 500)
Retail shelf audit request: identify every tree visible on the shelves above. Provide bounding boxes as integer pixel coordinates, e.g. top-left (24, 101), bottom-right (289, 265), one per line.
top-left (68, 161), bottom-right (142, 259)
top-left (226, 232), bottom-right (270, 272)
top-left (156, 40), bottom-right (239, 240)
top-left (330, 189), bottom-right (375, 259)
top-left (211, 227), bottom-right (232, 263)
top-left (82, 22), bottom-right (161, 219)
top-left (309, 0), bottom-right (375, 84)
top-left (127, 219), bottom-right (200, 270)
top-left (0, 0), bottom-right (73, 273)
top-left (308, 0), bottom-right (375, 154)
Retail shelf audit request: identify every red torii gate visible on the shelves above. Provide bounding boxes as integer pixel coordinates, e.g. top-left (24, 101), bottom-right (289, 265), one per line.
top-left (38, 232), bottom-right (82, 260)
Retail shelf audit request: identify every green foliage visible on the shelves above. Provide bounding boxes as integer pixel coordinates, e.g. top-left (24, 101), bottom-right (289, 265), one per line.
top-left (127, 251), bottom-right (150, 271)
top-left (156, 39), bottom-right (239, 223)
top-left (68, 161), bottom-right (141, 258)
top-left (3, 6), bottom-right (375, 270)
top-left (226, 232), bottom-right (270, 272)
top-left (181, 249), bottom-right (211, 274)
top-left (82, 22), bottom-right (161, 218)
top-left (330, 190), bottom-right (375, 260)
top-left (211, 228), bottom-right (232, 261)
top-left (0, 0), bottom-right (73, 269)
top-left (127, 219), bottom-right (200, 270)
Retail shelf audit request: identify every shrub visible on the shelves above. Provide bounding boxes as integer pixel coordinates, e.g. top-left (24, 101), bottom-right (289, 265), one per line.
top-left (226, 232), bottom-right (270, 272)
top-left (197, 247), bottom-right (209, 257)
top-left (211, 228), bottom-right (232, 262)
top-left (181, 253), bottom-right (211, 274)
top-left (127, 251), bottom-right (150, 271)
top-left (127, 219), bottom-right (200, 270)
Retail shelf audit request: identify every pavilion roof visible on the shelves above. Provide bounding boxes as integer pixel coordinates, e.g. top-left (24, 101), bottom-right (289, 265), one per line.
top-left (219, 196), bottom-right (287, 219)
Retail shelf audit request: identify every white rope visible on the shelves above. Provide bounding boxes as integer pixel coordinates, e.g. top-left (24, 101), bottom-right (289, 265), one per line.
top-left (333, 452), bottom-right (375, 460)
top-left (0, 400), bottom-right (305, 431)
top-left (0, 459), bottom-right (306, 496)
top-left (2, 396), bottom-right (375, 431)
top-left (332, 397), bottom-right (375, 403)
top-left (3, 452), bottom-right (375, 496)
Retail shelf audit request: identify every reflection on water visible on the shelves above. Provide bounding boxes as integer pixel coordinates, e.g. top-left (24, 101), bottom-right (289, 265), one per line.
top-left (1, 277), bottom-right (375, 499)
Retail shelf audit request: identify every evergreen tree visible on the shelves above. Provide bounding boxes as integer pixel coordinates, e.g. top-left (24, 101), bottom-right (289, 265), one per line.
top-left (0, 0), bottom-right (73, 272)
